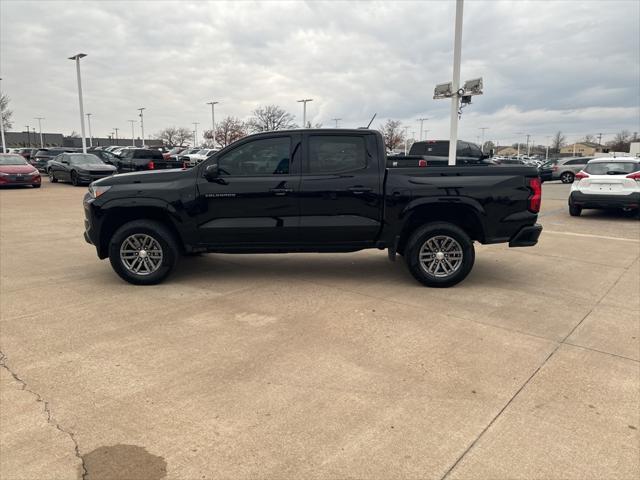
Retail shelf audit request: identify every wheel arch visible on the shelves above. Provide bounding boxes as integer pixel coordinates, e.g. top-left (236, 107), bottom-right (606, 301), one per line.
top-left (97, 203), bottom-right (185, 258)
top-left (397, 201), bottom-right (485, 255)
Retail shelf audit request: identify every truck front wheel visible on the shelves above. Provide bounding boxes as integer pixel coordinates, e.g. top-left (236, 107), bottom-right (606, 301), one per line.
top-left (404, 222), bottom-right (475, 288)
top-left (108, 220), bottom-right (179, 285)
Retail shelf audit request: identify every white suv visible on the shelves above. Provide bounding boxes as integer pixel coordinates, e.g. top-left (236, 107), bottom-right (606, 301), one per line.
top-left (184, 149), bottom-right (218, 167)
top-left (569, 157), bottom-right (640, 217)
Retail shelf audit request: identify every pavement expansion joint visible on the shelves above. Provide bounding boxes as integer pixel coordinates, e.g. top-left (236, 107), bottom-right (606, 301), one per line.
top-left (0, 349), bottom-right (88, 480)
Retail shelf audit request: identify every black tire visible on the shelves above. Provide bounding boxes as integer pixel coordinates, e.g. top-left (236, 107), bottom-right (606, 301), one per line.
top-left (49, 170), bottom-right (58, 183)
top-left (560, 171), bottom-right (574, 184)
top-left (70, 170), bottom-right (80, 186)
top-left (404, 222), bottom-right (475, 288)
top-left (569, 202), bottom-right (582, 216)
top-left (33, 184), bottom-right (41, 188)
top-left (108, 220), bottom-right (179, 285)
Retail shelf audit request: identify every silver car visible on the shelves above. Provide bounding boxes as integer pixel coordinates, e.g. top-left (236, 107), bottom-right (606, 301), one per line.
top-left (551, 157), bottom-right (596, 183)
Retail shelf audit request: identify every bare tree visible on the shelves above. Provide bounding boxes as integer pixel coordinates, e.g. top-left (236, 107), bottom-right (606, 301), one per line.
top-left (155, 127), bottom-right (192, 146)
top-left (68, 130), bottom-right (80, 138)
top-left (379, 120), bottom-right (404, 151)
top-left (582, 134), bottom-right (595, 143)
top-left (203, 116), bottom-right (248, 148)
top-left (247, 105), bottom-right (297, 133)
top-left (607, 129), bottom-right (631, 152)
top-left (304, 121), bottom-right (323, 128)
top-left (551, 131), bottom-right (566, 153)
top-left (0, 94), bottom-right (13, 130)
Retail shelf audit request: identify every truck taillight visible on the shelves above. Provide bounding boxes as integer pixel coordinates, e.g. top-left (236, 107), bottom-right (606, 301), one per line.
top-left (575, 171), bottom-right (589, 180)
top-left (626, 171), bottom-right (640, 181)
top-left (148, 161), bottom-right (155, 169)
top-left (528, 177), bottom-right (541, 213)
top-left (418, 159), bottom-right (427, 167)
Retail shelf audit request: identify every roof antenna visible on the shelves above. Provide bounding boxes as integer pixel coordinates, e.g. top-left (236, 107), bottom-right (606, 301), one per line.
top-left (365, 113), bottom-right (377, 129)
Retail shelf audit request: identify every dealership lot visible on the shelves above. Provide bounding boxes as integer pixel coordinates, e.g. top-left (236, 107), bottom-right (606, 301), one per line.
top-left (1, 181), bottom-right (638, 479)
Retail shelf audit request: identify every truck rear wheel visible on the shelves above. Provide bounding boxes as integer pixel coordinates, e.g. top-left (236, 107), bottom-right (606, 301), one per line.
top-left (404, 222), bottom-right (475, 288)
top-left (108, 220), bottom-right (178, 285)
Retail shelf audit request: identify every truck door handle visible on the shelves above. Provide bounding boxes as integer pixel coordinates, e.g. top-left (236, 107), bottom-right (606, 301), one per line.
top-left (348, 186), bottom-right (372, 194)
top-left (270, 188), bottom-right (293, 196)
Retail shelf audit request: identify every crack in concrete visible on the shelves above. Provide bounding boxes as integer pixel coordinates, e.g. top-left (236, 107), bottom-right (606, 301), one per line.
top-left (0, 349), bottom-right (88, 480)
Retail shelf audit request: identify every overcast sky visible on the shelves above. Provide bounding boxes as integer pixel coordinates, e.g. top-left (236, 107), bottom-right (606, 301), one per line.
top-left (1, 0), bottom-right (639, 146)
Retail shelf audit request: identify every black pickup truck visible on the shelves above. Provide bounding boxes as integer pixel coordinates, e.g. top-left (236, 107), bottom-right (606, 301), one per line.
top-left (113, 148), bottom-right (183, 172)
top-left (83, 129), bottom-right (542, 286)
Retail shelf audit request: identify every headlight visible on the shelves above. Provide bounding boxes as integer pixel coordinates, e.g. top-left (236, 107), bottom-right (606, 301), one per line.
top-left (88, 185), bottom-right (111, 198)
top-left (0, 172), bottom-right (8, 176)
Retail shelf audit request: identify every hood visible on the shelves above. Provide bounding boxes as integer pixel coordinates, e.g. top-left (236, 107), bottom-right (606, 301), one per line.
top-left (75, 163), bottom-right (116, 171)
top-left (94, 168), bottom-right (189, 186)
top-left (0, 165), bottom-right (39, 174)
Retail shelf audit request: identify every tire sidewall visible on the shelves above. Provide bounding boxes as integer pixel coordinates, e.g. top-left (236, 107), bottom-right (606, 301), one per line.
top-left (108, 221), bottom-right (177, 285)
top-left (405, 222), bottom-right (475, 288)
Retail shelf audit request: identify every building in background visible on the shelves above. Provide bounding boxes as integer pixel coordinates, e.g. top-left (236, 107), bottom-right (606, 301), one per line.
top-left (559, 142), bottom-right (608, 157)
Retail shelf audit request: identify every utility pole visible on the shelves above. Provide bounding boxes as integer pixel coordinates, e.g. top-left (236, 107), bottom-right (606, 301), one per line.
top-left (597, 132), bottom-right (603, 145)
top-left (137, 108), bottom-right (146, 147)
top-left (86, 113), bottom-right (93, 147)
top-left (35, 117), bottom-right (45, 148)
top-left (297, 98), bottom-right (313, 128)
top-left (193, 122), bottom-right (200, 147)
top-left (128, 120), bottom-right (135, 146)
top-left (332, 118), bottom-right (341, 128)
top-left (206, 101), bottom-right (218, 147)
top-left (478, 127), bottom-right (489, 152)
top-left (114, 127), bottom-right (119, 141)
top-left (424, 129), bottom-right (430, 141)
top-left (25, 125), bottom-right (31, 147)
top-left (447, 0), bottom-right (464, 166)
top-left (0, 77), bottom-right (6, 153)
top-left (417, 118), bottom-right (428, 141)
top-left (68, 53), bottom-right (88, 153)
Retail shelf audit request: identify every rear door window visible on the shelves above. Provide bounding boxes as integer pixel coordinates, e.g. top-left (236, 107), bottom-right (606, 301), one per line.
top-left (308, 135), bottom-right (366, 174)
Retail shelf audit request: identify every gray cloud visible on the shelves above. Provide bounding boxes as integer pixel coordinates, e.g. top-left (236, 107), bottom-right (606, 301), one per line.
top-left (1, 0), bottom-right (638, 146)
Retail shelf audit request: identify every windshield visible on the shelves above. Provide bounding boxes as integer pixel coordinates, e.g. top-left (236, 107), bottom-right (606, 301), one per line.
top-left (0, 155), bottom-right (29, 165)
top-left (69, 154), bottom-right (103, 165)
top-left (585, 162), bottom-right (640, 175)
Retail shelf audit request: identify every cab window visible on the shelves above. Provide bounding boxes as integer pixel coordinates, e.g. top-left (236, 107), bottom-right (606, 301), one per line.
top-left (217, 137), bottom-right (291, 176)
top-left (308, 135), bottom-right (366, 174)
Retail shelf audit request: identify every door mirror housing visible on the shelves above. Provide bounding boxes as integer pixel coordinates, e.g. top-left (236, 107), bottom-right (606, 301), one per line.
top-left (204, 163), bottom-right (219, 181)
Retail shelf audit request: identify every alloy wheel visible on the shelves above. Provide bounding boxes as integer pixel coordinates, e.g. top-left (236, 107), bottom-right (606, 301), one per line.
top-left (418, 235), bottom-right (464, 278)
top-left (119, 234), bottom-right (164, 275)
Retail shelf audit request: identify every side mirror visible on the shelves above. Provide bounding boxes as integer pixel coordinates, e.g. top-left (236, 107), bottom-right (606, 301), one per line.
top-left (204, 163), bottom-right (219, 181)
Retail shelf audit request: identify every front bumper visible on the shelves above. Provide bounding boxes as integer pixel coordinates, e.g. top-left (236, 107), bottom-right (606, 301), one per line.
top-left (0, 174), bottom-right (41, 186)
top-left (569, 191), bottom-right (640, 209)
top-left (509, 224), bottom-right (543, 247)
top-left (76, 172), bottom-right (115, 183)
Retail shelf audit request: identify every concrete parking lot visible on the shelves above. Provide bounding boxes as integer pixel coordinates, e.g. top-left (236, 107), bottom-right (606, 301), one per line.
top-left (1, 180), bottom-right (638, 480)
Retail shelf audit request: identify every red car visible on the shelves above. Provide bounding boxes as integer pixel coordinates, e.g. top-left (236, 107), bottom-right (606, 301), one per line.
top-left (0, 154), bottom-right (41, 188)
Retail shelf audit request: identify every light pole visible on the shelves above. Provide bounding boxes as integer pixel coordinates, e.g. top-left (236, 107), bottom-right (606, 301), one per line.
top-left (332, 118), bottom-right (341, 128)
top-left (297, 98), bottom-right (313, 128)
top-left (138, 108), bottom-right (146, 147)
top-left (128, 120), bottom-right (135, 146)
top-left (545, 136), bottom-right (550, 160)
top-left (35, 117), bottom-right (45, 148)
top-left (479, 127), bottom-right (489, 152)
top-left (114, 127), bottom-right (119, 141)
top-left (25, 125), bottom-right (31, 147)
top-left (417, 118), bottom-right (428, 140)
top-left (206, 101), bottom-right (218, 147)
top-left (68, 53), bottom-right (88, 153)
top-left (0, 77), bottom-right (6, 153)
top-left (193, 122), bottom-right (200, 148)
top-left (526, 133), bottom-right (531, 156)
top-left (447, 0), bottom-right (464, 166)
top-left (424, 129), bottom-right (430, 141)
top-left (86, 113), bottom-right (93, 147)
top-left (403, 126), bottom-right (410, 155)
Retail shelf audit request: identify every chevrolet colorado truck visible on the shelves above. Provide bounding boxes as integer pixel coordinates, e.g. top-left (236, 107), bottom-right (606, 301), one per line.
top-left (83, 129), bottom-right (542, 286)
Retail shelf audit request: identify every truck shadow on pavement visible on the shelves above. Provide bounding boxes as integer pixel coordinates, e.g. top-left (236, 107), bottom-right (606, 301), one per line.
top-left (82, 444), bottom-right (166, 480)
